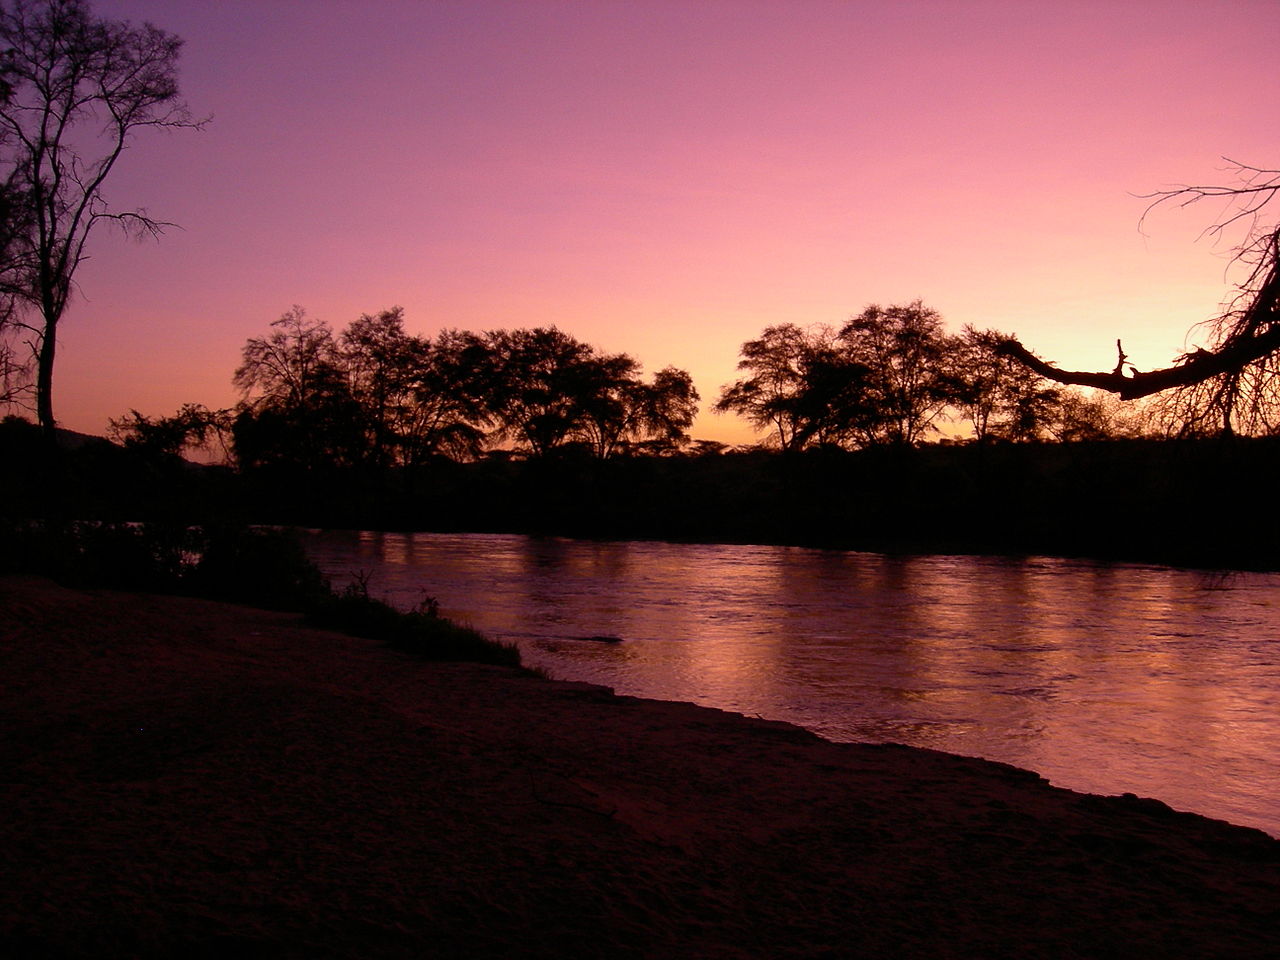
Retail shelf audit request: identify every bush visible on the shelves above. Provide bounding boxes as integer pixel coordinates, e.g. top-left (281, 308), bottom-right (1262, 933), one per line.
top-left (188, 524), bottom-right (328, 608)
top-left (0, 519), bottom-right (195, 590)
top-left (0, 518), bottom-right (522, 666)
top-left (305, 575), bottom-right (522, 666)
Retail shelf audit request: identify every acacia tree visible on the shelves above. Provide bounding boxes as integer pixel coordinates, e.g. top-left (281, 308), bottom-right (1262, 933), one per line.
top-left (837, 300), bottom-right (955, 445)
top-left (475, 327), bottom-right (597, 458)
top-left (107, 402), bottom-right (233, 461)
top-left (475, 327), bottom-right (698, 459)
top-left (339, 307), bottom-right (422, 471)
top-left (576, 360), bottom-right (699, 458)
top-left (714, 323), bottom-right (853, 451)
top-left (627, 366), bottom-right (699, 455)
top-left (999, 161), bottom-right (1280, 436)
top-left (950, 326), bottom-right (1063, 441)
top-left (232, 308), bottom-right (363, 470)
top-left (401, 329), bottom-right (490, 464)
top-left (0, 0), bottom-right (201, 435)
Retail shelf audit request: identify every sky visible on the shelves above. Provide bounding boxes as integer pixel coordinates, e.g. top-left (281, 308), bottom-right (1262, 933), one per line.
top-left (40, 0), bottom-right (1280, 444)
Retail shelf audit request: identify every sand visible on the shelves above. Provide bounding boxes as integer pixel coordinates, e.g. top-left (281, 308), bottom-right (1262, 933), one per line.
top-left (1, 575), bottom-right (1277, 959)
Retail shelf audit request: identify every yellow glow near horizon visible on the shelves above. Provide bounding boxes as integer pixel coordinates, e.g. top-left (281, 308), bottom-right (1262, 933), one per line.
top-left (35, 1), bottom-right (1280, 446)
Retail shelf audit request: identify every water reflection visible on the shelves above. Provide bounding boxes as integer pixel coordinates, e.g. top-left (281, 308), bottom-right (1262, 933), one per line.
top-left (306, 530), bottom-right (1280, 837)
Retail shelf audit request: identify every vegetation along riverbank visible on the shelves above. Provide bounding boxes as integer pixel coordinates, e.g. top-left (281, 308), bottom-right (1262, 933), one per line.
top-left (5, 414), bottom-right (1279, 570)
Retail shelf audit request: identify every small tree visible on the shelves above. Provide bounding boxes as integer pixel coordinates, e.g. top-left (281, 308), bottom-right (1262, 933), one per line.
top-left (339, 307), bottom-right (420, 471)
top-left (0, 0), bottom-right (202, 435)
top-left (401, 329), bottom-right (489, 464)
top-left (108, 402), bottom-right (233, 461)
top-left (576, 359), bottom-right (699, 458)
top-left (950, 326), bottom-right (1061, 442)
top-left (477, 327), bottom-right (597, 458)
top-left (629, 366), bottom-right (700, 454)
top-left (234, 307), bottom-right (342, 411)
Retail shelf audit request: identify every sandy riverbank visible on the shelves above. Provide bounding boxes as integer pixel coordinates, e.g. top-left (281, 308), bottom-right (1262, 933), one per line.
top-left (2, 575), bottom-right (1277, 959)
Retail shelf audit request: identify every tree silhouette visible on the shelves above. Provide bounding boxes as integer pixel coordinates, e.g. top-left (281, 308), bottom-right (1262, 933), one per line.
top-left (400, 329), bottom-right (489, 464)
top-left (0, 0), bottom-right (202, 436)
top-left (339, 307), bottom-right (421, 472)
top-left (837, 301), bottom-right (954, 446)
top-left (577, 359), bottom-right (699, 459)
top-left (233, 308), bottom-right (362, 470)
top-left (715, 323), bottom-right (850, 451)
top-left (108, 402), bottom-right (232, 461)
top-left (999, 161), bottom-right (1280, 436)
top-left (476, 327), bottom-right (697, 459)
top-left (950, 326), bottom-right (1061, 442)
top-left (717, 311), bottom-right (956, 451)
top-left (476, 327), bottom-right (597, 458)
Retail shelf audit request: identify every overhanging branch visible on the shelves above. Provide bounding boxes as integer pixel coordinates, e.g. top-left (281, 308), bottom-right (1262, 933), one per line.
top-left (998, 326), bottom-right (1280, 400)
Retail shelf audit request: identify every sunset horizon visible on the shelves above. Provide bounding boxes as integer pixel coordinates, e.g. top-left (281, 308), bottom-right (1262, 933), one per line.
top-left (5, 4), bottom-right (1280, 955)
top-left (17, 0), bottom-right (1275, 445)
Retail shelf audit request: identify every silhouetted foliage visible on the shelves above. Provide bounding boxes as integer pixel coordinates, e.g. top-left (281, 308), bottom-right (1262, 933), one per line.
top-left (476, 327), bottom-right (599, 458)
top-left (0, 0), bottom-right (202, 435)
top-left (836, 301), bottom-right (955, 445)
top-left (339, 307), bottom-right (421, 471)
top-left (232, 307), bottom-right (365, 471)
top-left (227, 314), bottom-right (698, 471)
top-left (720, 303), bottom-right (1141, 450)
top-left (714, 323), bottom-right (865, 451)
top-left (108, 403), bottom-right (233, 461)
top-left (400, 328), bottom-right (490, 464)
top-left (950, 326), bottom-right (1062, 442)
top-left (306, 574), bottom-right (521, 666)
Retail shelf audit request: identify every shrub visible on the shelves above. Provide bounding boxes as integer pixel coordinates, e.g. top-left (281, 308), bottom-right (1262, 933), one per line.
top-left (306, 575), bottom-right (522, 666)
top-left (1, 519), bottom-right (523, 667)
top-left (188, 524), bottom-right (328, 608)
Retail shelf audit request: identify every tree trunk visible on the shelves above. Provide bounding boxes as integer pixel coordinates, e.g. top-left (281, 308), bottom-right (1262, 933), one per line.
top-left (36, 317), bottom-right (56, 438)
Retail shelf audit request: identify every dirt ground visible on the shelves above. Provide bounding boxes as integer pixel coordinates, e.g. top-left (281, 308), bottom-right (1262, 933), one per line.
top-left (2, 575), bottom-right (1277, 959)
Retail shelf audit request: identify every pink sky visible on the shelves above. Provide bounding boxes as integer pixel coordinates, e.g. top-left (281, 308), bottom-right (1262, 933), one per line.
top-left (45, 0), bottom-right (1280, 444)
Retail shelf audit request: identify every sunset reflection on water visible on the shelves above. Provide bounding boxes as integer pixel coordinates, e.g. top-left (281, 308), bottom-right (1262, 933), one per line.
top-left (309, 531), bottom-right (1280, 836)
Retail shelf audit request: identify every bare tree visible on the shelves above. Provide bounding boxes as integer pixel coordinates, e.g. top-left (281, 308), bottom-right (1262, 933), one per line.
top-left (0, 0), bottom-right (202, 435)
top-left (998, 161), bottom-right (1280, 435)
top-left (234, 307), bottom-right (343, 411)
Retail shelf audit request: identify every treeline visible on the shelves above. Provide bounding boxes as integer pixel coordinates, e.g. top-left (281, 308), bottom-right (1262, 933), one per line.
top-left (8, 298), bottom-right (1271, 566)
top-left (110, 307), bottom-right (700, 472)
top-left (715, 301), bottom-right (1154, 450)
top-left (7, 413), bottom-right (1279, 568)
top-left (107, 300), bottom-right (1170, 475)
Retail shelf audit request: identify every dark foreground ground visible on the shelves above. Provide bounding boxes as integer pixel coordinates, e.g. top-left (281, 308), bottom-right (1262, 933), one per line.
top-left (2, 576), bottom-right (1277, 959)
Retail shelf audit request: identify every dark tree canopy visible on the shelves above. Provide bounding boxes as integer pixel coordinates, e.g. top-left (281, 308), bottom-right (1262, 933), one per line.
top-left (475, 327), bottom-right (699, 459)
top-left (837, 301), bottom-right (954, 446)
top-left (718, 303), bottom-right (963, 450)
top-left (222, 312), bottom-right (699, 471)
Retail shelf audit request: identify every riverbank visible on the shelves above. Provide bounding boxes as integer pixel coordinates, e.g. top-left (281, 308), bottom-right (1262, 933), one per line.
top-left (9, 421), bottom-right (1280, 571)
top-left (3, 576), bottom-right (1278, 959)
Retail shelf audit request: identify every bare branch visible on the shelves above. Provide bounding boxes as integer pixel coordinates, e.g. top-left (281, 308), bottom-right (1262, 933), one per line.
top-left (0, 0), bottom-right (203, 433)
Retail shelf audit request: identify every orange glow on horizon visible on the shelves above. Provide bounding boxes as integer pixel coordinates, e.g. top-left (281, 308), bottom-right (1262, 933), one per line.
top-left (37, 0), bottom-right (1280, 446)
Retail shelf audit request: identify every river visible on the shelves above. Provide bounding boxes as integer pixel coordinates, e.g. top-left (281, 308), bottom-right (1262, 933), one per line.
top-left (303, 529), bottom-right (1280, 837)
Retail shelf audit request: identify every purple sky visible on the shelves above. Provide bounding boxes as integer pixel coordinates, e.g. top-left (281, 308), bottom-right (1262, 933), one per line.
top-left (50, 0), bottom-right (1280, 443)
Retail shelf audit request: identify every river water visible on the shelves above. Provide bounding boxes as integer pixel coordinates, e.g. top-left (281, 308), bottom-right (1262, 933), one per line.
top-left (303, 529), bottom-right (1280, 836)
